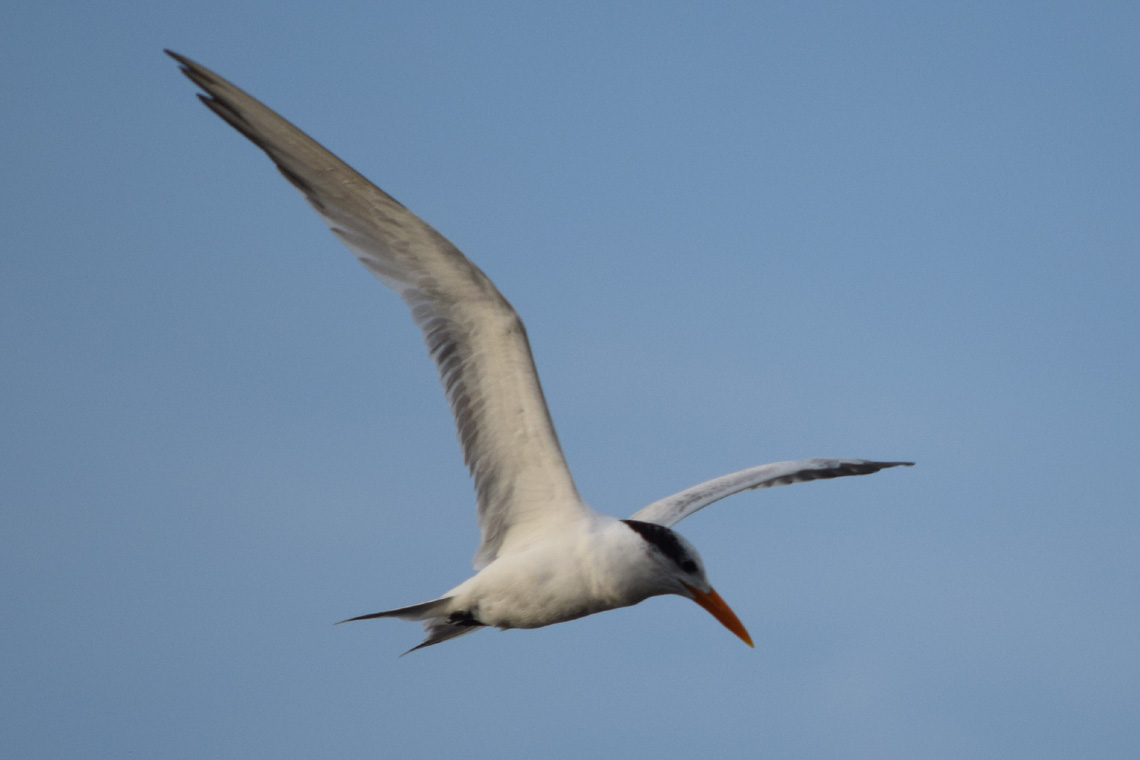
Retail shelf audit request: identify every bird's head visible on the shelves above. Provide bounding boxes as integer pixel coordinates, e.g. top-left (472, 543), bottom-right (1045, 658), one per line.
top-left (622, 519), bottom-right (753, 647)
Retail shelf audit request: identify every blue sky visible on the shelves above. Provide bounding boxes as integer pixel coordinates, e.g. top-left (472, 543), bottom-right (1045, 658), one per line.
top-left (3, 2), bottom-right (1138, 758)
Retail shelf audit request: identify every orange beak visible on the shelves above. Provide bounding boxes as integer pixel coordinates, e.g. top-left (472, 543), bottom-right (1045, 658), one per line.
top-left (682, 583), bottom-right (753, 647)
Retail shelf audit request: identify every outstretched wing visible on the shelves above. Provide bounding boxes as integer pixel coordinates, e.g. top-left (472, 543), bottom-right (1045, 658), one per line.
top-left (169, 51), bottom-right (585, 569)
top-left (628, 459), bottom-right (913, 527)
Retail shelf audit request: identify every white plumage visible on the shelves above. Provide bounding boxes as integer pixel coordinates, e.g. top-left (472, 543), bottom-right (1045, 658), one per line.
top-left (169, 50), bottom-right (911, 654)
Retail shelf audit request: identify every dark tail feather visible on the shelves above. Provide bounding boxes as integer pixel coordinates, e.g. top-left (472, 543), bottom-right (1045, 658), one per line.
top-left (336, 596), bottom-right (487, 655)
top-left (402, 617), bottom-right (485, 656)
top-left (335, 597), bottom-right (452, 625)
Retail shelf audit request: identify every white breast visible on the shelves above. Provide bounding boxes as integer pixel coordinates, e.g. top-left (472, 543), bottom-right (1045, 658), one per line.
top-left (443, 516), bottom-right (658, 630)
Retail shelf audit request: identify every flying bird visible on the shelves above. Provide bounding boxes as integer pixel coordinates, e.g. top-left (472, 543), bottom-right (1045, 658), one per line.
top-left (168, 50), bottom-right (912, 654)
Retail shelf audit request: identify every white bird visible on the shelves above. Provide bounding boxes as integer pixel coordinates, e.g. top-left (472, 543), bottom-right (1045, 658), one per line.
top-left (169, 51), bottom-right (912, 654)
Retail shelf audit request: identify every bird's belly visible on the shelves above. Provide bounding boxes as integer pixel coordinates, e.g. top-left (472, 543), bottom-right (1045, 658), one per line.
top-left (462, 545), bottom-right (638, 630)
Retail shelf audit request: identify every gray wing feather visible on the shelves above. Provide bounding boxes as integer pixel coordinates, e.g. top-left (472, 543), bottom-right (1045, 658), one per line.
top-left (169, 52), bottom-right (583, 569)
top-left (628, 459), bottom-right (913, 527)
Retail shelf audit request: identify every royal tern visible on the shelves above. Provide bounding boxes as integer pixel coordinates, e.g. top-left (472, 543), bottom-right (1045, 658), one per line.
top-left (168, 51), bottom-right (912, 654)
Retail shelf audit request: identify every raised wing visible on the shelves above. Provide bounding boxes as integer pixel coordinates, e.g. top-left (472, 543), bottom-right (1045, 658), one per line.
top-left (169, 51), bottom-right (585, 569)
top-left (628, 459), bottom-right (913, 527)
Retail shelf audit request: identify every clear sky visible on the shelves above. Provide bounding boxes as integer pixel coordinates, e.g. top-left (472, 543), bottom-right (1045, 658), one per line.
top-left (4, 2), bottom-right (1138, 758)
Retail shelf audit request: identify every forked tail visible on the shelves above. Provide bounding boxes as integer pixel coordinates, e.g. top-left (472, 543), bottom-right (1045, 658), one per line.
top-left (336, 597), bottom-right (486, 655)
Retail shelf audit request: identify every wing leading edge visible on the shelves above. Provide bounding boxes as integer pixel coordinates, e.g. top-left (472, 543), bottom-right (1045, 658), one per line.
top-left (629, 459), bottom-right (913, 527)
top-left (168, 51), bottom-right (585, 569)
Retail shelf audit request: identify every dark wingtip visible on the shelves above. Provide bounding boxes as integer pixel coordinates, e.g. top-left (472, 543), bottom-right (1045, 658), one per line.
top-left (854, 460), bottom-right (915, 475)
top-left (768, 459), bottom-right (914, 488)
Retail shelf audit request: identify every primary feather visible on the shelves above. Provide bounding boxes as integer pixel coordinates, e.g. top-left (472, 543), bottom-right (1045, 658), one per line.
top-left (167, 50), bottom-right (584, 570)
top-left (169, 51), bottom-right (912, 653)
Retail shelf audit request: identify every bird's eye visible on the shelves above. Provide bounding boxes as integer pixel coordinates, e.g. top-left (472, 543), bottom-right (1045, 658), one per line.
top-left (681, 560), bottom-right (698, 574)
